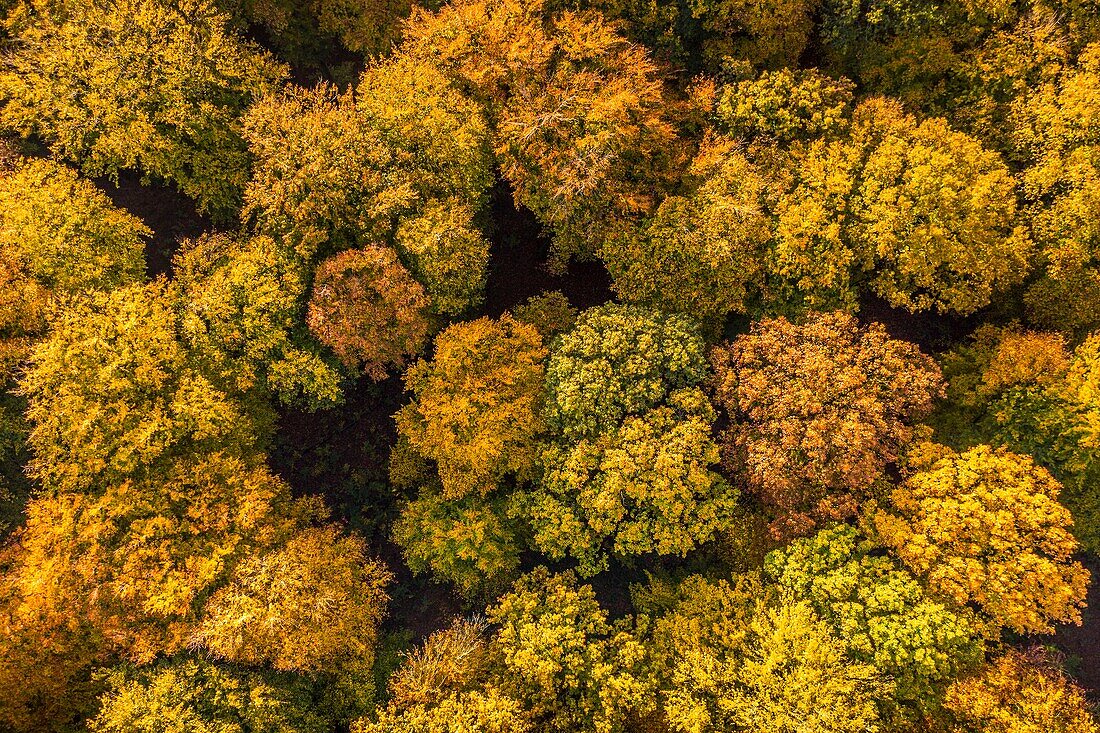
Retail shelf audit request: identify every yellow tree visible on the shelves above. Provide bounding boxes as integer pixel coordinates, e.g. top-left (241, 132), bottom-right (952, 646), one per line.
top-left (945, 650), bottom-right (1099, 733)
top-left (870, 444), bottom-right (1090, 635)
top-left (395, 314), bottom-right (548, 498)
top-left (600, 138), bottom-right (771, 322)
top-left (193, 525), bottom-right (392, 678)
top-left (771, 98), bottom-right (1031, 313)
top-left (0, 0), bottom-right (286, 219)
top-left (242, 54), bottom-right (492, 263)
top-left (174, 233), bottom-right (344, 409)
top-left (19, 283), bottom-right (263, 495)
top-left (403, 0), bottom-right (682, 265)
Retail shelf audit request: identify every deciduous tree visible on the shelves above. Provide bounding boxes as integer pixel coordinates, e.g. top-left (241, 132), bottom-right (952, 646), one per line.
top-left (307, 246), bottom-right (431, 382)
top-left (395, 314), bottom-right (547, 498)
top-left (544, 303), bottom-right (709, 442)
top-left (766, 525), bottom-right (982, 719)
top-left (175, 233), bottom-right (343, 409)
top-left (487, 568), bottom-right (655, 733)
top-left (0, 0), bottom-right (286, 219)
top-left (711, 312), bottom-right (943, 538)
top-left (871, 444), bottom-right (1089, 635)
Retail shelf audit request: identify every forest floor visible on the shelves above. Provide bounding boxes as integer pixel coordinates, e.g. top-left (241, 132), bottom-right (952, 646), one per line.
top-left (108, 173), bottom-right (1100, 694)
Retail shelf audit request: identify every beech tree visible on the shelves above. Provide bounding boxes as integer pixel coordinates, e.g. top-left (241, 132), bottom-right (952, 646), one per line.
top-left (242, 55), bottom-right (492, 261)
top-left (194, 525), bottom-right (392, 677)
top-left (600, 139), bottom-right (771, 321)
top-left (307, 246), bottom-right (431, 382)
top-left (0, 0), bottom-right (286, 219)
top-left (871, 444), bottom-right (1089, 634)
top-left (403, 0), bottom-right (681, 264)
top-left (715, 69), bottom-right (855, 143)
top-left (771, 98), bottom-right (1031, 313)
top-left (936, 327), bottom-right (1100, 553)
top-left (392, 487), bottom-right (523, 598)
top-left (944, 650), bottom-right (1099, 733)
top-left (19, 283), bottom-right (263, 494)
top-left (665, 600), bottom-right (888, 733)
top-left (711, 312), bottom-right (943, 538)
top-left (91, 658), bottom-right (329, 733)
top-left (0, 159), bottom-right (148, 313)
top-left (524, 396), bottom-right (738, 576)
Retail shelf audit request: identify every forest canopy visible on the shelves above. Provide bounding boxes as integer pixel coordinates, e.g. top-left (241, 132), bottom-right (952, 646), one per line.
top-left (1, 0), bottom-right (1100, 731)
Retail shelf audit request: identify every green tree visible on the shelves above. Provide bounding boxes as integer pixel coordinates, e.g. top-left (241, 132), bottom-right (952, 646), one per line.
top-left (174, 233), bottom-right (343, 409)
top-left (307, 246), bottom-right (431, 382)
top-left (0, 0), bottom-right (286, 219)
top-left (871, 444), bottom-right (1089, 635)
top-left (711, 312), bottom-right (943, 539)
top-left (91, 657), bottom-right (330, 733)
top-left (544, 303), bottom-right (709, 442)
top-left (487, 568), bottom-right (655, 733)
top-left (766, 525), bottom-right (983, 721)
top-left (523, 394), bottom-right (738, 576)
top-left (393, 487), bottom-right (523, 598)
top-left (600, 139), bottom-right (770, 321)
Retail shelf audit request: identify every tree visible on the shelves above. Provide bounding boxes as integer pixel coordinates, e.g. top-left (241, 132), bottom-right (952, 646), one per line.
top-left (544, 303), bottom-right (709, 442)
top-left (765, 525), bottom-right (983, 719)
top-left (307, 246), bottom-right (431, 382)
top-left (0, 159), bottom-right (148, 314)
top-left (664, 600), bottom-right (889, 733)
top-left (193, 525), bottom-right (392, 677)
top-left (2, 452), bottom-right (316, 662)
top-left (242, 55), bottom-right (492, 261)
top-left (870, 445), bottom-right (1089, 635)
top-left (600, 138), bottom-right (770, 321)
top-left (944, 649), bottom-right (1099, 733)
top-left (711, 312), bottom-right (943, 539)
top-left (0, 452), bottom-right (321, 732)
top-left (403, 0), bottom-right (681, 265)
top-left (19, 283), bottom-right (264, 494)
top-left (174, 233), bottom-right (343, 409)
top-left (523, 395), bottom-right (738, 576)
top-left (487, 568), bottom-right (655, 733)
top-left (362, 619), bottom-right (532, 733)
top-left (360, 689), bottom-right (531, 733)
top-left (91, 657), bottom-right (330, 733)
top-left (770, 98), bottom-right (1031, 313)
top-left (395, 315), bottom-right (547, 498)
top-left (394, 200), bottom-right (490, 317)
top-left (714, 69), bottom-right (855, 143)
top-left (0, 0), bottom-right (286, 219)
top-left (933, 327), bottom-right (1100, 553)
top-left (393, 487), bottom-right (523, 598)
top-left (1010, 45), bottom-right (1100, 331)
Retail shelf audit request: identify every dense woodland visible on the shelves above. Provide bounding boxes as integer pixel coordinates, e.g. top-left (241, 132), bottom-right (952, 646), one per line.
top-left (1, 0), bottom-right (1100, 730)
